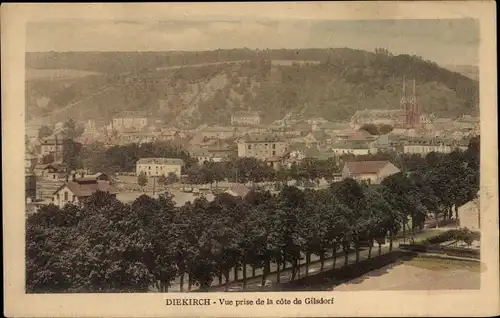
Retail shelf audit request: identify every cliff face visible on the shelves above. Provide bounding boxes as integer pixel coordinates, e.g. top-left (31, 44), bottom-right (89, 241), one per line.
top-left (25, 49), bottom-right (479, 126)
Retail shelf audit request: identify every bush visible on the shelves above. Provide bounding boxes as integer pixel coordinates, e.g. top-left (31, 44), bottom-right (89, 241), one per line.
top-left (421, 229), bottom-right (480, 246)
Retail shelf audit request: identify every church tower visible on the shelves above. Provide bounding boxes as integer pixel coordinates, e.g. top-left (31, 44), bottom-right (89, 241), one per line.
top-left (400, 76), bottom-right (421, 129)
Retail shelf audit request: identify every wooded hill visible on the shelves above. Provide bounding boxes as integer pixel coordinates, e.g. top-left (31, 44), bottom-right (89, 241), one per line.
top-left (25, 48), bottom-right (479, 126)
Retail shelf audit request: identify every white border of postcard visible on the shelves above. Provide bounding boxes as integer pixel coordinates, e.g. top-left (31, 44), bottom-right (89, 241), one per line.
top-left (2, 2), bottom-right (499, 317)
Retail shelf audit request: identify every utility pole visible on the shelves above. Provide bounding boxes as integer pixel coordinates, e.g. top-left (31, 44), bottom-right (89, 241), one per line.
top-left (153, 175), bottom-right (156, 196)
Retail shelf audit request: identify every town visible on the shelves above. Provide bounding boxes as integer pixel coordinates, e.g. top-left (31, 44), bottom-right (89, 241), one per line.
top-left (25, 77), bottom-right (478, 212)
top-left (25, 76), bottom-right (481, 293)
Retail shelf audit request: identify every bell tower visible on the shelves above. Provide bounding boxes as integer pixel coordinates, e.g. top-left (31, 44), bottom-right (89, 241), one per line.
top-left (400, 76), bottom-right (421, 129)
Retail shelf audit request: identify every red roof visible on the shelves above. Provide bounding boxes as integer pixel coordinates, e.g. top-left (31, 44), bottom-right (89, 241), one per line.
top-left (344, 160), bottom-right (390, 175)
top-left (54, 180), bottom-right (117, 198)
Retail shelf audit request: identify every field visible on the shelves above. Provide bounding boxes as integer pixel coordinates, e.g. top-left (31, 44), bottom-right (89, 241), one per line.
top-left (26, 68), bottom-right (100, 80)
top-left (333, 256), bottom-right (480, 291)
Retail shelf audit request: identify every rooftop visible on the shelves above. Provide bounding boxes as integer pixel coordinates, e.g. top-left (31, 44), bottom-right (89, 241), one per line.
top-left (232, 111), bottom-right (261, 117)
top-left (330, 141), bottom-right (371, 149)
top-left (114, 110), bottom-right (147, 118)
top-left (240, 134), bottom-right (284, 143)
top-left (344, 160), bottom-right (392, 175)
top-left (226, 184), bottom-right (251, 198)
top-left (352, 109), bottom-right (403, 118)
top-left (54, 180), bottom-right (117, 198)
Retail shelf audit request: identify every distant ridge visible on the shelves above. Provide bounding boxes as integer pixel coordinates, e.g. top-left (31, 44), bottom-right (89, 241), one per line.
top-left (25, 48), bottom-right (479, 125)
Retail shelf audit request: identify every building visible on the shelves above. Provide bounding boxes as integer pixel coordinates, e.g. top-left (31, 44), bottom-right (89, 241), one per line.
top-left (319, 122), bottom-right (351, 135)
top-left (342, 160), bottom-right (400, 184)
top-left (52, 178), bottom-right (117, 209)
top-left (77, 172), bottom-right (110, 182)
top-left (136, 158), bottom-right (184, 178)
top-left (199, 126), bottom-right (238, 139)
top-left (25, 152), bottom-right (37, 173)
top-left (190, 146), bottom-right (235, 164)
top-left (25, 174), bottom-right (37, 202)
top-left (33, 162), bottom-right (68, 181)
top-left (231, 111), bottom-right (261, 126)
top-left (403, 137), bottom-right (454, 155)
top-left (83, 120), bottom-right (98, 133)
top-left (237, 134), bottom-right (287, 160)
top-left (330, 141), bottom-right (378, 156)
top-left (350, 109), bottom-right (403, 129)
top-left (371, 134), bottom-right (402, 152)
top-left (454, 115), bottom-right (480, 131)
top-left (39, 135), bottom-right (64, 161)
top-left (348, 130), bottom-right (378, 142)
top-left (112, 111), bottom-right (148, 132)
top-left (457, 196), bottom-right (480, 231)
top-left (400, 77), bottom-right (421, 129)
top-left (225, 184), bottom-right (251, 199)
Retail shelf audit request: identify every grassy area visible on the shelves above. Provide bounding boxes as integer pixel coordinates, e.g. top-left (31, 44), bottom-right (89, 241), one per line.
top-left (405, 256), bottom-right (480, 272)
top-left (412, 228), bottom-right (445, 243)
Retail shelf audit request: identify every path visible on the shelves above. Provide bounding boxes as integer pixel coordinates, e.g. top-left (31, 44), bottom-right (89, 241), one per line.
top-left (161, 227), bottom-right (446, 292)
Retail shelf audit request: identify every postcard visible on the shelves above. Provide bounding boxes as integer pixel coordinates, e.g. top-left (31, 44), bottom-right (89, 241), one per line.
top-left (2, 1), bottom-right (499, 317)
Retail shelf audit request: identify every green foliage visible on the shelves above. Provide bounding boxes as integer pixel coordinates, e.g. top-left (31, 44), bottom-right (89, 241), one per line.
top-left (26, 140), bottom-right (479, 292)
top-left (137, 172), bottom-right (148, 189)
top-left (81, 141), bottom-right (195, 174)
top-left (38, 125), bottom-right (53, 139)
top-left (26, 48), bottom-right (478, 125)
top-left (62, 139), bottom-right (83, 171)
top-left (421, 228), bottom-right (480, 246)
top-left (360, 124), bottom-right (394, 135)
top-left (157, 174), bottom-right (167, 185)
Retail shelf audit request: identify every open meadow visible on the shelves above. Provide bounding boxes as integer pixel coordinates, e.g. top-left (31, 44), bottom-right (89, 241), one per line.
top-left (333, 256), bottom-right (480, 291)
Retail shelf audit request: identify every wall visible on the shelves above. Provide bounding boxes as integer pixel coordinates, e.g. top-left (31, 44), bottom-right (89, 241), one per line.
top-left (113, 117), bottom-right (148, 132)
top-left (403, 144), bottom-right (453, 155)
top-left (458, 201), bottom-right (480, 231)
top-left (52, 186), bottom-right (78, 208)
top-left (136, 163), bottom-right (182, 178)
top-left (237, 141), bottom-right (286, 159)
top-left (377, 163), bottom-right (401, 183)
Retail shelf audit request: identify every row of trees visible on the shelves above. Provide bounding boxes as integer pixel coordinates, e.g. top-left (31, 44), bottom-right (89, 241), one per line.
top-left (27, 141), bottom-right (479, 293)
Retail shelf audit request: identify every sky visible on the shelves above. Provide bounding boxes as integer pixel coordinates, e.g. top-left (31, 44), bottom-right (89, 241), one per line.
top-left (26, 18), bottom-right (479, 66)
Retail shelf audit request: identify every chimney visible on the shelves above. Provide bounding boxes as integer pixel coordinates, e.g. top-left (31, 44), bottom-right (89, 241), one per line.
top-left (66, 174), bottom-right (69, 182)
top-left (72, 173), bottom-right (76, 182)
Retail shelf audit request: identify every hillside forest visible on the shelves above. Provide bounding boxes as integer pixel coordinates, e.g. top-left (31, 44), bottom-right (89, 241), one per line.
top-left (26, 48), bottom-right (479, 126)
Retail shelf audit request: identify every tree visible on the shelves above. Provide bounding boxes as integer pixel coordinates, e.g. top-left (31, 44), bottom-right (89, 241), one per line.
top-left (62, 139), bottom-right (83, 171)
top-left (377, 124), bottom-right (394, 135)
top-left (165, 172), bottom-right (179, 189)
top-left (158, 174), bottom-right (167, 187)
top-left (63, 119), bottom-right (77, 139)
top-left (41, 153), bottom-right (55, 164)
top-left (137, 172), bottom-right (148, 191)
top-left (360, 124), bottom-right (378, 135)
top-left (38, 125), bottom-right (53, 139)
top-left (26, 193), bottom-right (157, 293)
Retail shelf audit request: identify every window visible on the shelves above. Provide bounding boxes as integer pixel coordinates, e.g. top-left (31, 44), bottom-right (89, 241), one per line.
top-left (56, 194), bottom-right (60, 200)
top-left (247, 145), bottom-right (251, 150)
top-left (272, 144), bottom-right (276, 149)
top-left (64, 192), bottom-right (68, 201)
top-left (149, 166), bottom-right (151, 170)
top-left (272, 151), bottom-right (276, 156)
top-left (73, 195), bottom-right (76, 202)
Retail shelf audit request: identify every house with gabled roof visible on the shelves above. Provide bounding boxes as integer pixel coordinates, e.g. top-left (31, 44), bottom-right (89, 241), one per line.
top-left (341, 160), bottom-right (400, 184)
top-left (52, 178), bottom-right (117, 208)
